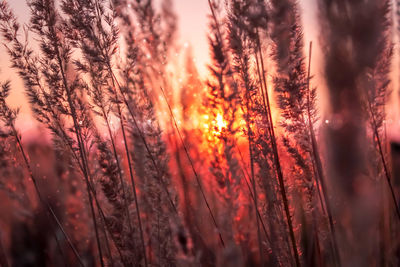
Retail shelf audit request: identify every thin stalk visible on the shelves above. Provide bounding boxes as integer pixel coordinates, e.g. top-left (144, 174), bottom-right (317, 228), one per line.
top-left (97, 205), bottom-right (114, 267)
top-left (110, 71), bottom-right (179, 216)
top-left (235, 144), bottom-right (273, 244)
top-left (107, 65), bottom-right (149, 267)
top-left (159, 86), bottom-right (225, 248)
top-left (11, 125), bottom-right (84, 266)
top-left (305, 202), bottom-right (323, 267)
top-left (50, 27), bottom-right (105, 266)
top-left (89, 181), bottom-right (128, 266)
top-left (74, 135), bottom-right (127, 265)
top-left (119, 109), bottom-right (149, 267)
top-left (90, 63), bottom-right (135, 248)
top-left (242, 65), bottom-right (264, 265)
top-left (310, 152), bottom-right (327, 216)
top-left (253, 43), bottom-right (271, 141)
top-left (37, 90), bottom-right (125, 264)
top-left (83, 176), bottom-right (105, 267)
top-left (13, 45), bottom-right (124, 264)
top-left (255, 30), bottom-right (301, 267)
top-left (105, 108), bottom-right (135, 224)
top-left (36, 3), bottom-right (110, 260)
top-left (66, 129), bottom-right (127, 265)
top-left (5, 32), bottom-right (85, 178)
top-left (236, 144), bottom-right (283, 266)
top-left (366, 96), bottom-right (400, 220)
top-left (90, 5), bottom-right (176, 261)
top-left (75, 172), bottom-right (127, 265)
top-left (253, 38), bottom-right (287, 266)
top-left (26, 61), bottom-right (123, 265)
top-left (75, 1), bottom-right (147, 264)
top-left (207, 0), bottom-right (223, 44)
top-left (305, 41), bottom-right (341, 266)
top-left (101, 105), bottom-right (136, 236)
top-left (171, 131), bottom-right (191, 217)
top-left (109, 71), bottom-right (183, 265)
top-left (247, 117), bottom-right (264, 266)
top-left (61, 134), bottom-right (126, 264)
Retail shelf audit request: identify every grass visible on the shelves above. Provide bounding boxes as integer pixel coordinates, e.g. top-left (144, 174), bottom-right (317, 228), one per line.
top-left (0, 0), bottom-right (399, 266)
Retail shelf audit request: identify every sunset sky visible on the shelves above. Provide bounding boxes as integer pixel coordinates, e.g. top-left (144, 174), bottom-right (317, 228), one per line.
top-left (5, 0), bottom-right (398, 137)
top-left (0, 0), bottom-right (319, 104)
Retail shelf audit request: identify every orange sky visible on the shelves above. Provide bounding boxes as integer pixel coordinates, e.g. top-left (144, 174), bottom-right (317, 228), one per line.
top-left (0, 0), bottom-right (335, 138)
top-left (1, 0), bottom-right (399, 140)
top-left (0, 0), bottom-right (319, 105)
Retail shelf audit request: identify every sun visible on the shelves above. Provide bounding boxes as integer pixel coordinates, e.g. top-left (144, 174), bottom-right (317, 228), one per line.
top-left (215, 113), bottom-right (227, 132)
top-left (201, 112), bottom-right (228, 140)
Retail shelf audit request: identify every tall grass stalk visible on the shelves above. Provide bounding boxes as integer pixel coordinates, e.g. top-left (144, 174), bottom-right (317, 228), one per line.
top-left (29, 1), bottom-right (105, 262)
top-left (0, 82), bottom-right (84, 266)
top-left (160, 86), bottom-right (225, 247)
top-left (61, 1), bottom-right (148, 263)
top-left (254, 29), bottom-right (301, 267)
top-left (305, 41), bottom-right (341, 266)
top-left (366, 97), bottom-right (400, 220)
top-left (227, 1), bottom-right (264, 262)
